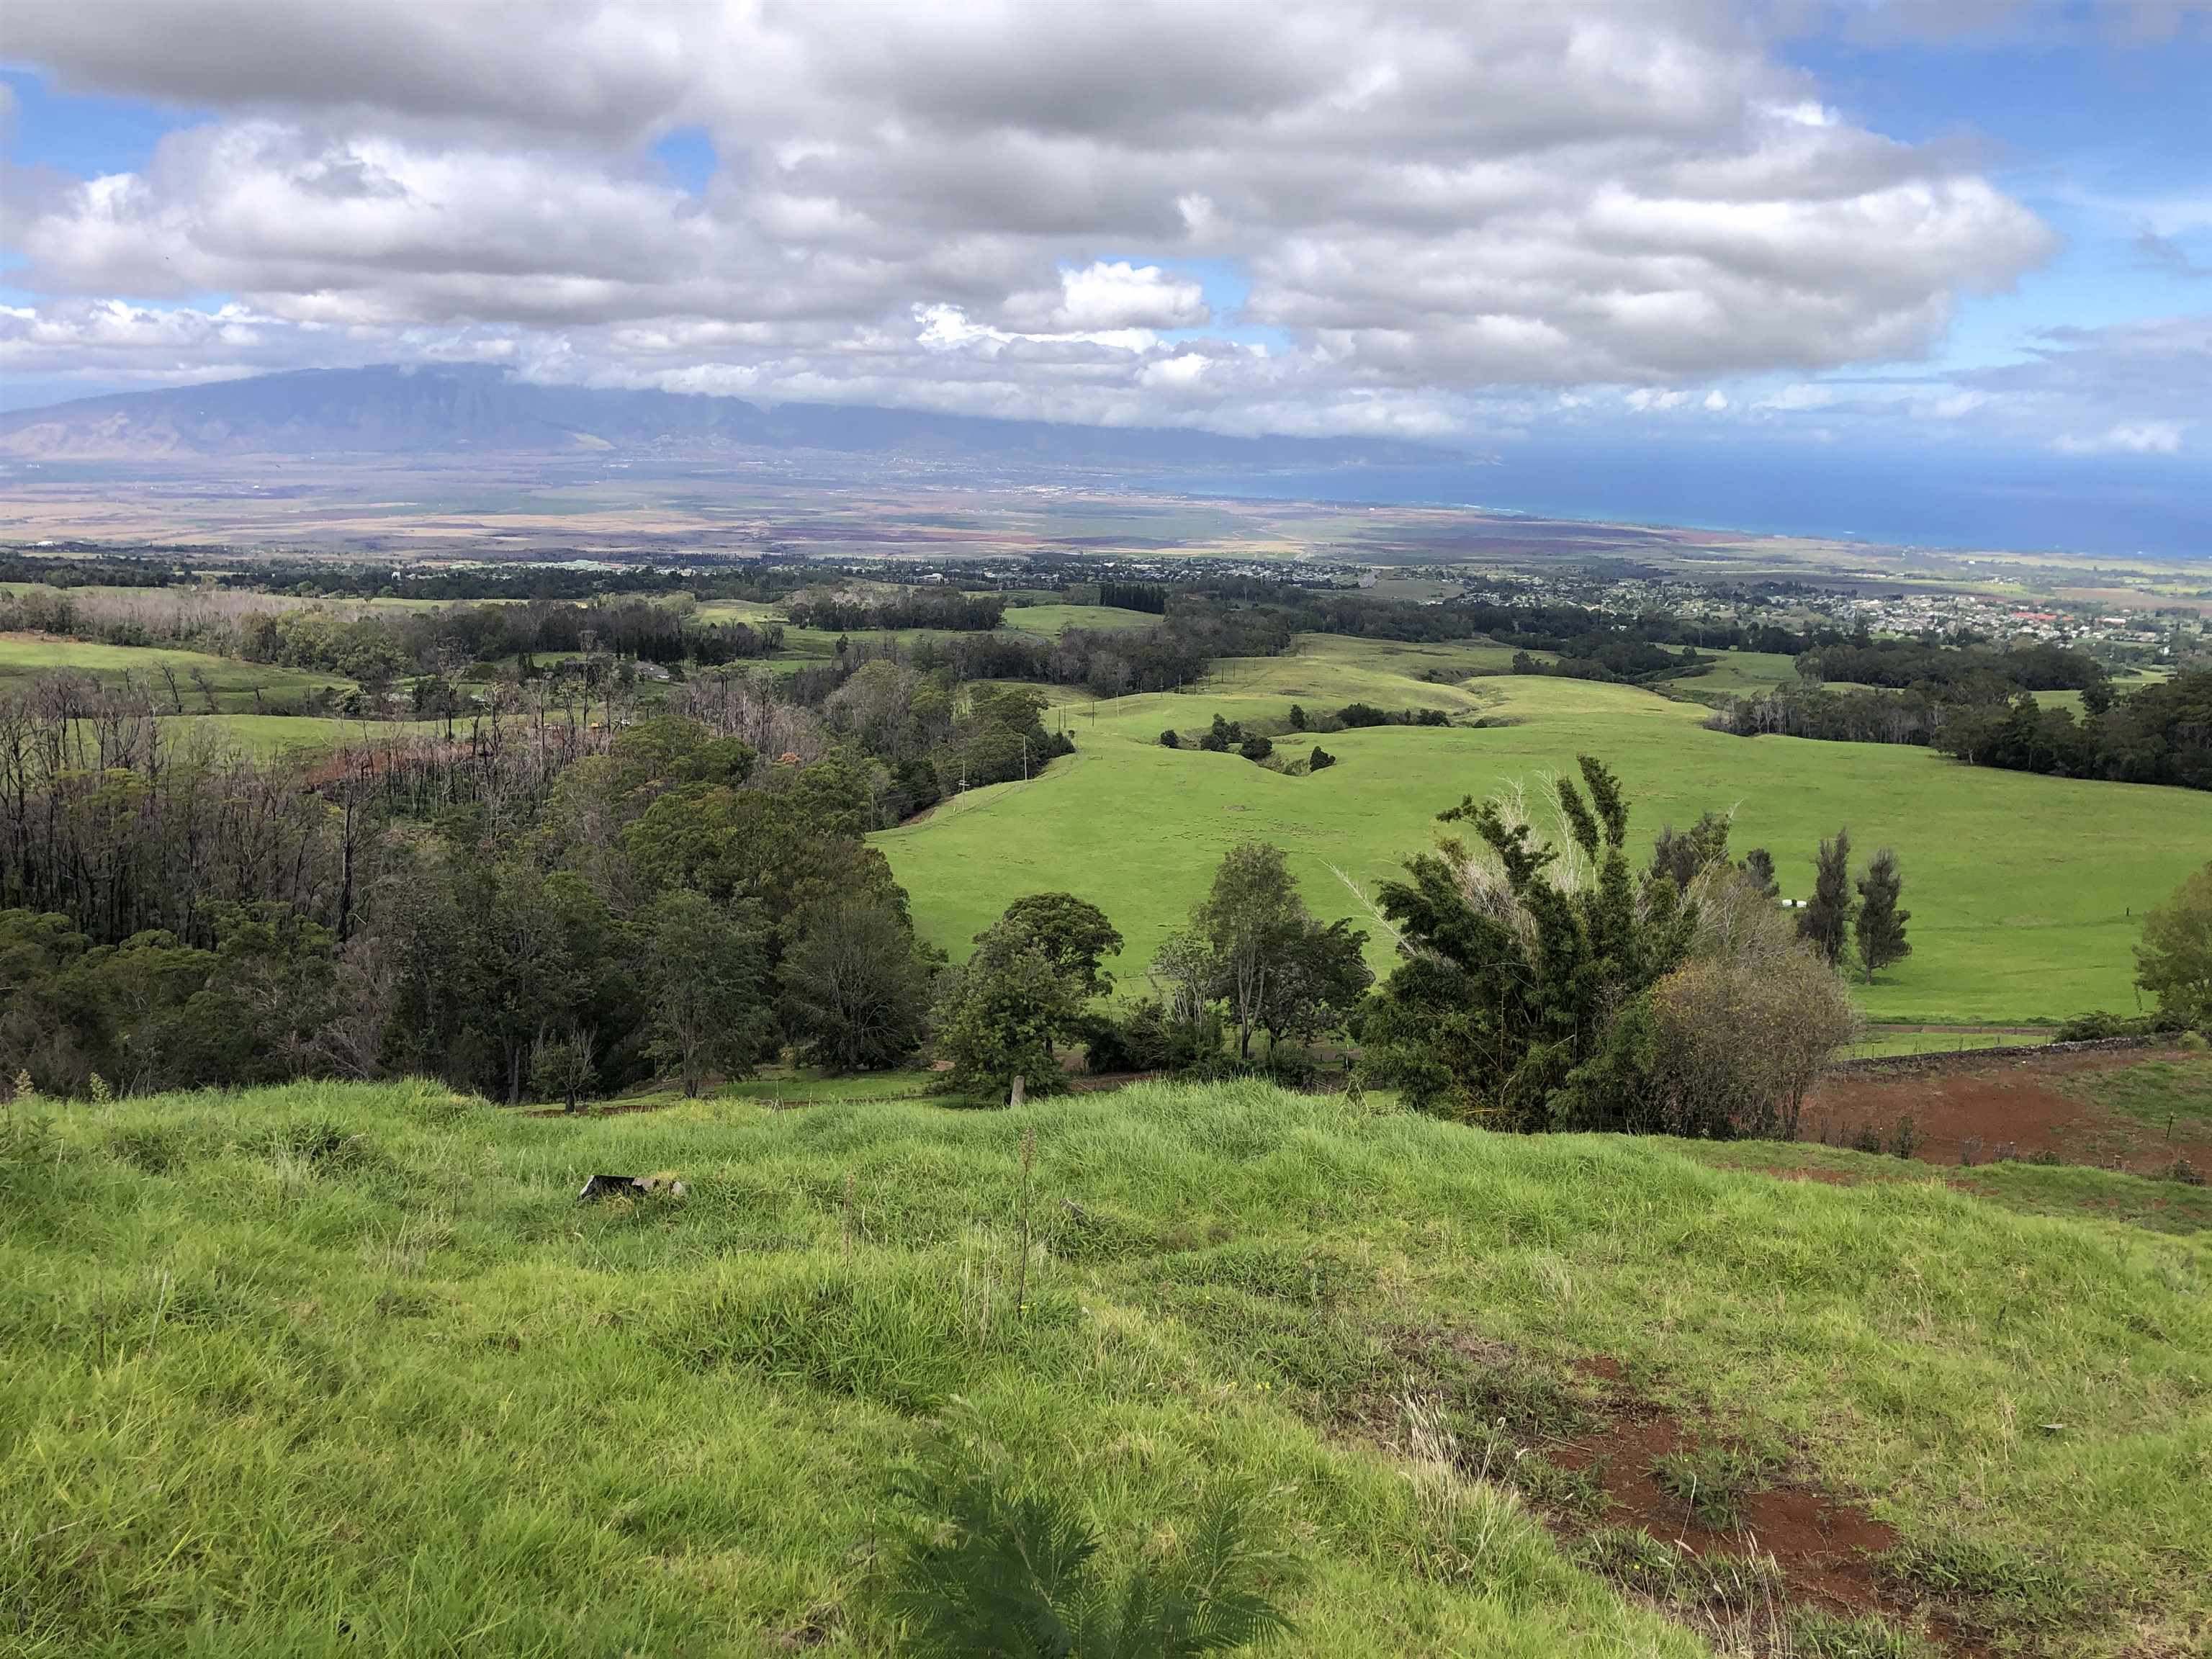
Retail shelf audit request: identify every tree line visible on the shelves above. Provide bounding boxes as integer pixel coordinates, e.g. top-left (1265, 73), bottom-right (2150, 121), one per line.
top-left (1712, 665), bottom-right (2212, 792)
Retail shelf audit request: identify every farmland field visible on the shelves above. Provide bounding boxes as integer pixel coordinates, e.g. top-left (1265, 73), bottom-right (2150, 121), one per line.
top-left (2, 1077), bottom-right (2203, 1657)
top-left (879, 635), bottom-right (2212, 1024)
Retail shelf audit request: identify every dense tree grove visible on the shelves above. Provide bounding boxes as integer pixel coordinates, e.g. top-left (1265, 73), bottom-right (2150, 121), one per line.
top-left (1711, 643), bottom-right (2212, 793)
top-left (786, 588), bottom-right (1005, 631)
top-left (0, 691), bottom-right (944, 1100)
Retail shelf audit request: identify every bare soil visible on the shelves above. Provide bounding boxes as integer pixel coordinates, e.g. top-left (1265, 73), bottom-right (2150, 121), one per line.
top-left (1804, 1044), bottom-right (2211, 1174)
top-left (1534, 1359), bottom-right (1985, 1656)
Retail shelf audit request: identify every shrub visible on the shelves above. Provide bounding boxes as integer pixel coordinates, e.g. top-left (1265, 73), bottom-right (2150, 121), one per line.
top-left (1160, 729), bottom-right (1181, 749)
top-left (1887, 1115), bottom-right (1923, 1159)
top-left (2156, 1156), bottom-right (2206, 1187)
top-left (1237, 734), bottom-right (1273, 763)
top-left (1308, 746), bottom-right (1336, 772)
top-left (1082, 1002), bottom-right (1174, 1075)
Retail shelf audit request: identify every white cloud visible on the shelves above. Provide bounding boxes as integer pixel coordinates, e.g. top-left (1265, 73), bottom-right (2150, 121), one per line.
top-left (1756, 382), bottom-right (1833, 410)
top-left (2052, 420), bottom-right (2184, 457)
top-left (1, 0), bottom-right (2067, 434)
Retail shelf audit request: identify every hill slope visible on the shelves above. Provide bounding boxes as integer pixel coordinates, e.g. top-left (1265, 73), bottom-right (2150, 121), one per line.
top-left (4, 1079), bottom-right (2205, 1656)
top-left (0, 364), bottom-right (1451, 467)
top-left (875, 647), bottom-right (2212, 1025)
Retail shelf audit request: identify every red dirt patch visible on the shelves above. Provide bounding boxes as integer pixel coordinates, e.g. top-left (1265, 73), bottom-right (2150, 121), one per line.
top-left (1804, 1045), bottom-right (2211, 1174)
top-left (1532, 1371), bottom-right (1987, 1657)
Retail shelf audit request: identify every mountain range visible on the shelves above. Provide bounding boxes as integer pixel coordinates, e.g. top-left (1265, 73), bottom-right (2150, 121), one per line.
top-left (0, 365), bottom-right (1449, 469)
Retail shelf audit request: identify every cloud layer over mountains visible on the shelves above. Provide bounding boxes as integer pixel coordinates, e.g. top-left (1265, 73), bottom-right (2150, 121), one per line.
top-left (0, 0), bottom-right (2197, 451)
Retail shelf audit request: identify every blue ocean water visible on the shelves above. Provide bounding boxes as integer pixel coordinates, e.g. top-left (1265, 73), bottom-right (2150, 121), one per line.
top-left (1162, 443), bottom-right (2209, 561)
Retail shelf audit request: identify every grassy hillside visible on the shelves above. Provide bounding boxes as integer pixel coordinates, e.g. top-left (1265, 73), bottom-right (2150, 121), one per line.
top-left (1002, 602), bottom-right (1164, 637)
top-left (0, 634), bottom-right (353, 711)
top-left (878, 638), bottom-right (2212, 1024)
top-left (3, 1080), bottom-right (2203, 1656)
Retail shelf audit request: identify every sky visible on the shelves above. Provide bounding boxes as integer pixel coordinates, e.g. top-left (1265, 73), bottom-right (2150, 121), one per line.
top-left (1, 0), bottom-right (2209, 549)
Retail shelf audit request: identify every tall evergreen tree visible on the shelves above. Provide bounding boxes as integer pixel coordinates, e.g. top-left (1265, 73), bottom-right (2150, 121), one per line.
top-left (1797, 829), bottom-right (1854, 968)
top-left (1853, 848), bottom-right (1911, 983)
top-left (1739, 848), bottom-right (1779, 899)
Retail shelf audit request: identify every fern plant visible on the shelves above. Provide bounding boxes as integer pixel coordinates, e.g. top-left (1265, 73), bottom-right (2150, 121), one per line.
top-left (883, 1467), bottom-right (1292, 1658)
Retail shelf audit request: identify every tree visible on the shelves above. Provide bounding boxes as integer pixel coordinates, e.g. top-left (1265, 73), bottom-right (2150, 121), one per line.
top-left (531, 1027), bottom-right (599, 1113)
top-left (995, 893), bottom-right (1124, 999)
top-left (643, 889), bottom-right (769, 1095)
top-left (934, 927), bottom-right (1083, 1098)
top-left (1308, 746), bottom-right (1336, 772)
top-left (1360, 757), bottom-right (1699, 1127)
top-left (1160, 729), bottom-right (1181, 750)
top-left (936, 897), bottom-right (1123, 1097)
top-left (1853, 848), bottom-right (1911, 983)
top-left (1195, 843), bottom-right (1305, 1061)
top-left (1648, 811), bottom-right (1732, 893)
top-left (1257, 917), bottom-right (1372, 1051)
top-left (1797, 829), bottom-right (1853, 968)
top-left (781, 897), bottom-right (935, 1071)
top-left (1648, 873), bottom-right (1856, 1138)
top-left (1739, 847), bottom-right (1779, 899)
top-left (2137, 863), bottom-right (2212, 1028)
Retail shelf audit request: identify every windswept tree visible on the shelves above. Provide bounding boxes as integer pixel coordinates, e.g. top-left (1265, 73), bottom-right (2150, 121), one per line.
top-left (1361, 757), bottom-right (1699, 1128)
top-left (1853, 848), bottom-right (1911, 983)
top-left (1364, 762), bottom-right (1852, 1136)
top-left (2136, 863), bottom-right (2212, 1028)
top-left (1647, 810), bottom-right (1732, 894)
top-left (1797, 829), bottom-right (1854, 968)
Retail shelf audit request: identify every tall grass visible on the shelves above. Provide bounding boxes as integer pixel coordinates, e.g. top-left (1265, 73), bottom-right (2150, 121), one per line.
top-left (3, 1077), bottom-right (2206, 1655)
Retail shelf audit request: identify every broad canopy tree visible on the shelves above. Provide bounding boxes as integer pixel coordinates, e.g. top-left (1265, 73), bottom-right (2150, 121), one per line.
top-left (2137, 862), bottom-right (2212, 1028)
top-left (935, 894), bottom-right (1123, 1097)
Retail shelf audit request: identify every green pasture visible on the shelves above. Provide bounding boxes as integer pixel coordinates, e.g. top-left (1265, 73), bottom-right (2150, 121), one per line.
top-left (1002, 602), bottom-right (1163, 638)
top-left (881, 636), bottom-right (2212, 1025)
top-left (4, 1078), bottom-right (2203, 1656)
top-left (0, 634), bottom-right (353, 711)
top-left (1655, 649), bottom-right (1807, 703)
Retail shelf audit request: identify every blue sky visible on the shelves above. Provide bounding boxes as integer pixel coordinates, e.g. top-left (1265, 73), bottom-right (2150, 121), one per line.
top-left (1, 2), bottom-right (2208, 551)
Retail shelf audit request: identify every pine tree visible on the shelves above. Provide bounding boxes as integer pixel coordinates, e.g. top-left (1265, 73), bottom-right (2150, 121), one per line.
top-left (1797, 828), bottom-right (1853, 968)
top-left (1854, 848), bottom-right (1911, 983)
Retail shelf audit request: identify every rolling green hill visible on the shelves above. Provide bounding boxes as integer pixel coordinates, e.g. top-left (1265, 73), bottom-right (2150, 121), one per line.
top-left (4, 1079), bottom-right (2202, 1656)
top-left (878, 637), bottom-right (2212, 1025)
top-left (0, 634), bottom-right (353, 711)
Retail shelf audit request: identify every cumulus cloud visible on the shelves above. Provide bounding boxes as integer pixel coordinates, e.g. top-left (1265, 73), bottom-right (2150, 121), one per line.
top-left (1, 0), bottom-right (2067, 434)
